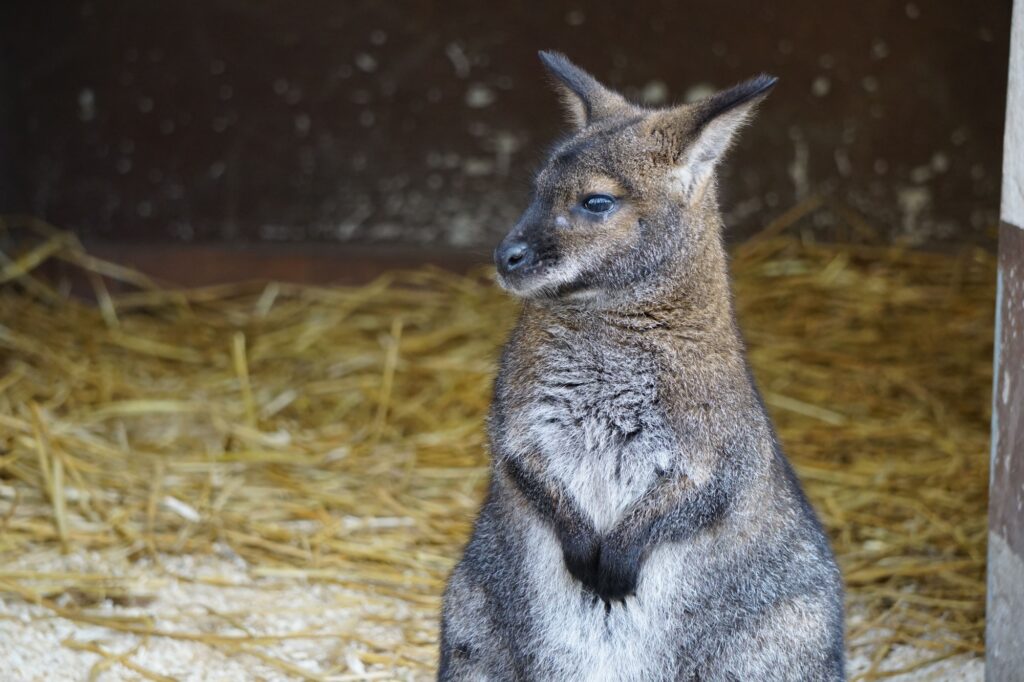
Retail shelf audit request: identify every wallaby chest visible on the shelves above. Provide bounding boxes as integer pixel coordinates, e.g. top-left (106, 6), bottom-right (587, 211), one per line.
top-left (510, 326), bottom-right (678, 531)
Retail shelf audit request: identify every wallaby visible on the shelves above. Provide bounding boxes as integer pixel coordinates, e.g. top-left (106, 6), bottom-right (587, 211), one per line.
top-left (439, 51), bottom-right (844, 682)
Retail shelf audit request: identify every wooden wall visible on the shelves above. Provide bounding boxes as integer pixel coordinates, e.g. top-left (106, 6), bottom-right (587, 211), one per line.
top-left (0, 1), bottom-right (1010, 251)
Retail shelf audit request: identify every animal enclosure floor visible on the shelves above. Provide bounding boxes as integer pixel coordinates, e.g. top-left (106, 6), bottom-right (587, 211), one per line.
top-left (0, 554), bottom-right (984, 682)
top-left (0, 224), bottom-right (994, 680)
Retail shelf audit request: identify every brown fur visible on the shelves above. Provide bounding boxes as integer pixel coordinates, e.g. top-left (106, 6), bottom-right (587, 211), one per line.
top-left (440, 52), bottom-right (844, 681)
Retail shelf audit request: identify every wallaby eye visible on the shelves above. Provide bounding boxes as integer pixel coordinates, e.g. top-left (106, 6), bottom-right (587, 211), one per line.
top-left (581, 194), bottom-right (617, 214)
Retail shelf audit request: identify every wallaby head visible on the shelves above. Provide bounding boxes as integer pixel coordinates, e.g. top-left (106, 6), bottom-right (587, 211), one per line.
top-left (495, 51), bottom-right (776, 304)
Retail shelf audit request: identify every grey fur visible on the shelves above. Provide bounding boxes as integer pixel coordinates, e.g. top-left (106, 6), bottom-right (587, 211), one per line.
top-left (440, 52), bottom-right (844, 682)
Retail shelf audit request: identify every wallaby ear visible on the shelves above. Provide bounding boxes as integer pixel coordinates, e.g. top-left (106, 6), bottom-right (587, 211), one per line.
top-left (658, 74), bottom-right (777, 199)
top-left (538, 50), bottom-right (630, 130)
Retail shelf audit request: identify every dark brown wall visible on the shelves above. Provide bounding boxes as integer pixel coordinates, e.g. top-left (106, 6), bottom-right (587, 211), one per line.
top-left (1, 1), bottom-right (1011, 249)
top-left (0, 12), bottom-right (19, 215)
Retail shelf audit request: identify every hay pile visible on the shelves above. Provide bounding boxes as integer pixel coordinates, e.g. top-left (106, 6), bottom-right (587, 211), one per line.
top-left (0, 216), bottom-right (994, 680)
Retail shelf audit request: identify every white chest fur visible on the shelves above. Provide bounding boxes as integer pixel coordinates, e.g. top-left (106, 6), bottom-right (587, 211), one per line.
top-left (526, 404), bottom-right (673, 531)
top-left (521, 516), bottom-right (694, 681)
top-left (515, 338), bottom-right (676, 532)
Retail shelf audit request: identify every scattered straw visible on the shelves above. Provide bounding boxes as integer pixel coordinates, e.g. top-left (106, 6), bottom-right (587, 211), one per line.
top-left (0, 213), bottom-right (993, 679)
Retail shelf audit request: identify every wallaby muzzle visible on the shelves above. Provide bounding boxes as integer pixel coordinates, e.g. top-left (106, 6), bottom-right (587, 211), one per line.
top-left (494, 236), bottom-right (533, 280)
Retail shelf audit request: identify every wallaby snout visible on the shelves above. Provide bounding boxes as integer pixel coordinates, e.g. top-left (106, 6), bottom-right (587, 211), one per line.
top-left (494, 237), bottom-right (532, 276)
top-left (494, 202), bottom-right (565, 294)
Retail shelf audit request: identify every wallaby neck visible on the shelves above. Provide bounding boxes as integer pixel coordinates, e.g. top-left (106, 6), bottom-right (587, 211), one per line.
top-left (527, 223), bottom-right (742, 353)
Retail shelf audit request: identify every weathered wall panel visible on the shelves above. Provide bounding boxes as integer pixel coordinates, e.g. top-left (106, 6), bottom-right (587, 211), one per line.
top-left (0, 1), bottom-right (1010, 247)
top-left (988, 1), bottom-right (1024, 677)
top-left (989, 223), bottom-right (1024, 679)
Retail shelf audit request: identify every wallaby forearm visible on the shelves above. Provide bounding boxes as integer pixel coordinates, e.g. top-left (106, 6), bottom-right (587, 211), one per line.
top-left (500, 441), bottom-right (736, 605)
top-left (497, 454), bottom-right (602, 586)
top-left (596, 467), bottom-right (733, 603)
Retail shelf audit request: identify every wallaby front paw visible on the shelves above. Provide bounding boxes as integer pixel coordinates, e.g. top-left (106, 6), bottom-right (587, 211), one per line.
top-left (594, 540), bottom-right (640, 604)
top-left (562, 534), bottom-right (601, 590)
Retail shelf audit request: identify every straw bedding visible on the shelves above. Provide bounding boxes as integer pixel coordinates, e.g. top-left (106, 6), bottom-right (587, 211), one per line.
top-left (0, 214), bottom-right (994, 680)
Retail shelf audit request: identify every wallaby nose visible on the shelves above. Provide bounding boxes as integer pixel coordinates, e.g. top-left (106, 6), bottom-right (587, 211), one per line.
top-left (496, 240), bottom-right (532, 273)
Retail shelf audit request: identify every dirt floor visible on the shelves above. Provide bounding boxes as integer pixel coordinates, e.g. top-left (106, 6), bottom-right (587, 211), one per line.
top-left (0, 553), bottom-right (984, 682)
top-left (0, 227), bottom-right (993, 680)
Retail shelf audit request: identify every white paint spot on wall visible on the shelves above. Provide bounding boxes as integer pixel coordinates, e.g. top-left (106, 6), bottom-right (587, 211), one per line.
top-left (565, 9), bottom-right (586, 26)
top-left (465, 84), bottom-right (496, 108)
top-left (445, 43), bottom-right (471, 78)
top-left (640, 80), bottom-right (669, 105)
top-left (811, 76), bottom-right (831, 97)
top-left (77, 89), bottom-right (96, 122)
top-left (490, 130), bottom-right (520, 176)
top-left (788, 127), bottom-right (810, 200)
top-left (910, 165), bottom-right (933, 183)
top-left (897, 186), bottom-right (931, 240)
top-left (683, 83), bottom-right (715, 103)
top-left (834, 148), bottom-right (852, 177)
top-left (355, 53), bottom-right (377, 73)
top-left (463, 157), bottom-right (494, 176)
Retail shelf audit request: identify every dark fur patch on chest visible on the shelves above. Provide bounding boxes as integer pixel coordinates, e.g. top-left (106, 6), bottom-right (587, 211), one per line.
top-left (534, 337), bottom-right (663, 441)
